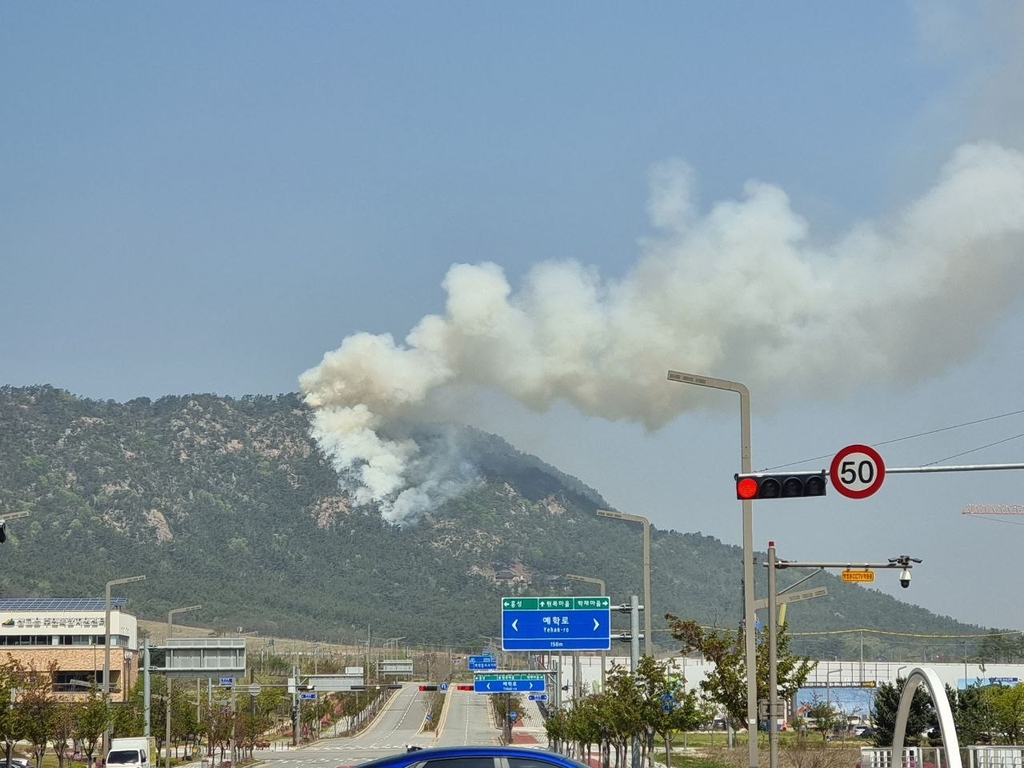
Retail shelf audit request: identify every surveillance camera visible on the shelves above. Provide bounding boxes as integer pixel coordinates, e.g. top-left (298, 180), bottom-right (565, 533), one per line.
top-left (899, 568), bottom-right (911, 588)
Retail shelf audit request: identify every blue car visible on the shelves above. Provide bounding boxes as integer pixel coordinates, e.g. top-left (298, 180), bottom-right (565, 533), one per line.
top-left (351, 745), bottom-right (592, 768)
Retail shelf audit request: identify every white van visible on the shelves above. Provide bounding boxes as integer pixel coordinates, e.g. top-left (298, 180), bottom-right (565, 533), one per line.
top-left (105, 737), bottom-right (156, 768)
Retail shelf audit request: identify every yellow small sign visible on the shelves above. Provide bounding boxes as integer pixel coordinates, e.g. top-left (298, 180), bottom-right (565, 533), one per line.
top-left (841, 569), bottom-right (875, 583)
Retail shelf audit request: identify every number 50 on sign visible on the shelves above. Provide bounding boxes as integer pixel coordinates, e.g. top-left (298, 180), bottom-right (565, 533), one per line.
top-left (829, 444), bottom-right (885, 499)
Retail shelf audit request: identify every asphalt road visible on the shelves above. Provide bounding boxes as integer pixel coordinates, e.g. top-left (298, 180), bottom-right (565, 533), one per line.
top-left (253, 685), bottom-right (510, 767)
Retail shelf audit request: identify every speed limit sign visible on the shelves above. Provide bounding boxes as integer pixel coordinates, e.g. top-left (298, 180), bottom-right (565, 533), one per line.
top-left (830, 444), bottom-right (885, 499)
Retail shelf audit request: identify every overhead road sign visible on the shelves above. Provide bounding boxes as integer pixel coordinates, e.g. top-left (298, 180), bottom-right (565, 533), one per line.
top-left (162, 638), bottom-right (246, 680)
top-left (298, 691), bottom-right (317, 700)
top-left (841, 569), bottom-right (875, 583)
top-left (468, 654), bottom-right (498, 670)
top-left (830, 444), bottom-right (885, 499)
top-left (474, 673), bottom-right (546, 693)
top-left (501, 596), bottom-right (611, 651)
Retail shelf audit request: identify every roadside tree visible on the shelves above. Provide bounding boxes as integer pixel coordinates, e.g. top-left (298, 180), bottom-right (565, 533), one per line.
top-left (73, 688), bottom-right (110, 768)
top-left (667, 615), bottom-right (814, 731)
top-left (871, 678), bottom-right (935, 747)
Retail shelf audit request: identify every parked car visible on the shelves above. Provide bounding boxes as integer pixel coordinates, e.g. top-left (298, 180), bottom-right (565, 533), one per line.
top-left (345, 745), bottom-right (591, 768)
top-left (0, 759), bottom-right (31, 768)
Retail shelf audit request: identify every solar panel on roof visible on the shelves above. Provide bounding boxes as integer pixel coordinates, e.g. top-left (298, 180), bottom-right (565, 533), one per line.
top-left (0, 597), bottom-right (127, 611)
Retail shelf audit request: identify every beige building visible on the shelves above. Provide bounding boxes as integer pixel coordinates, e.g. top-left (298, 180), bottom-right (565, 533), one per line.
top-left (0, 597), bottom-right (139, 701)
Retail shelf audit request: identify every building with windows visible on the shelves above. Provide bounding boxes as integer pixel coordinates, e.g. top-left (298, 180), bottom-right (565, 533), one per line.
top-left (0, 597), bottom-right (139, 700)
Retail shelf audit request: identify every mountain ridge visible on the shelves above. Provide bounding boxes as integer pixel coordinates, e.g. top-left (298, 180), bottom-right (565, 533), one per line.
top-left (0, 384), bottom-right (993, 661)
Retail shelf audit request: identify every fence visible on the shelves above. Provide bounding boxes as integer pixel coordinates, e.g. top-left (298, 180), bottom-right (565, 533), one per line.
top-left (861, 745), bottom-right (1024, 768)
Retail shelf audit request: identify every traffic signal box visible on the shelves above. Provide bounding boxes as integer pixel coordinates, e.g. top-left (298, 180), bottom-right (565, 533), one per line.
top-left (735, 471), bottom-right (827, 500)
top-left (456, 684), bottom-right (473, 691)
top-left (418, 685), bottom-right (439, 691)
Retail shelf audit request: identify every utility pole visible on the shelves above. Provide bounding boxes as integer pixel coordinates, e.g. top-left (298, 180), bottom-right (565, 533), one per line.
top-left (291, 664), bottom-right (299, 746)
top-left (143, 637), bottom-right (151, 737)
top-left (628, 595), bottom-right (641, 768)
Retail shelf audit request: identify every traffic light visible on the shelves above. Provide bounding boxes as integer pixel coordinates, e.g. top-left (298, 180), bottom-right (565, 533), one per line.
top-left (418, 684), bottom-right (438, 691)
top-left (0, 521), bottom-right (6, 544)
top-left (735, 471), bottom-right (826, 500)
top-left (456, 684), bottom-right (473, 691)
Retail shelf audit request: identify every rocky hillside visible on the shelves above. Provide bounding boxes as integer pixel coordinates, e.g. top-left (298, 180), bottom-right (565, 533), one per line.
top-left (0, 385), bottom-right (991, 660)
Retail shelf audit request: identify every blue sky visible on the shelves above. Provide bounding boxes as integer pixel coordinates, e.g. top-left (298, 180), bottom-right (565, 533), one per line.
top-left (4, 2), bottom-right (1024, 632)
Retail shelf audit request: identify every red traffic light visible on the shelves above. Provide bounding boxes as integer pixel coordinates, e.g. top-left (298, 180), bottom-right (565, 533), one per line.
top-left (456, 684), bottom-right (473, 691)
top-left (736, 477), bottom-right (759, 499)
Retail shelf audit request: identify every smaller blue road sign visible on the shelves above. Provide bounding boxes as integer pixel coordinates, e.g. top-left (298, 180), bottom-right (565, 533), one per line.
top-left (468, 655), bottom-right (498, 670)
top-left (528, 693), bottom-right (548, 702)
top-left (474, 673), bottom-right (546, 693)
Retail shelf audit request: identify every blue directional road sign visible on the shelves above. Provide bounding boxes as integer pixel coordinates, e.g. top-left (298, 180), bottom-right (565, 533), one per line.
top-left (468, 654), bottom-right (498, 670)
top-left (474, 673), bottom-right (546, 693)
top-left (528, 694), bottom-right (548, 702)
top-left (501, 597), bottom-right (611, 651)
top-left (299, 692), bottom-right (317, 701)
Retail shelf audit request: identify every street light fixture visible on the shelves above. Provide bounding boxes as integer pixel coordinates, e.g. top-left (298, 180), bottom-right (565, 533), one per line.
top-left (667, 369), bottom-right (758, 768)
top-left (596, 510), bottom-right (651, 658)
top-left (0, 510), bottom-right (30, 544)
top-left (166, 605), bottom-right (202, 768)
top-left (103, 575), bottom-right (145, 756)
top-left (567, 574), bottom-right (607, 692)
top-left (103, 575), bottom-right (146, 700)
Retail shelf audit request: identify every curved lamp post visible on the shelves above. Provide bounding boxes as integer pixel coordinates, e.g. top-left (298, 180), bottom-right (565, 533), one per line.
top-left (567, 574), bottom-right (607, 692)
top-left (667, 369), bottom-right (757, 768)
top-left (104, 575), bottom-right (146, 754)
top-left (166, 605), bottom-right (202, 768)
top-left (595, 510), bottom-right (651, 658)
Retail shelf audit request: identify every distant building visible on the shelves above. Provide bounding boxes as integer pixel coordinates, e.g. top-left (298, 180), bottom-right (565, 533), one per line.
top-left (0, 597), bottom-right (139, 701)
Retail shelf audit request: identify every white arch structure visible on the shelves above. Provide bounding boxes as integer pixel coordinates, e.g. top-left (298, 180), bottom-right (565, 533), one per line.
top-left (892, 667), bottom-right (961, 768)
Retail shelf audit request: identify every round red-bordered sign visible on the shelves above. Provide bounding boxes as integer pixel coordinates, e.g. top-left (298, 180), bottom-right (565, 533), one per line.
top-left (829, 444), bottom-right (886, 499)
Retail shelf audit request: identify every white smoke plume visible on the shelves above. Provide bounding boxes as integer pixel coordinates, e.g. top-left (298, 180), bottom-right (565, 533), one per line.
top-left (300, 142), bottom-right (1024, 523)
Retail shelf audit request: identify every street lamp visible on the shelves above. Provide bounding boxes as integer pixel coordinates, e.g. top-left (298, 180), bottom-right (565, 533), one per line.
top-left (567, 574), bottom-right (607, 692)
top-left (667, 369), bottom-right (758, 768)
top-left (104, 576), bottom-right (146, 700)
top-left (104, 575), bottom-right (145, 756)
top-left (166, 605), bottom-right (201, 768)
top-left (596, 510), bottom-right (651, 657)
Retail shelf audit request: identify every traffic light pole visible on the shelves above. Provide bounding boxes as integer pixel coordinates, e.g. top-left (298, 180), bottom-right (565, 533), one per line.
top-left (763, 548), bottom-right (921, 768)
top-left (667, 370), bottom-right (758, 768)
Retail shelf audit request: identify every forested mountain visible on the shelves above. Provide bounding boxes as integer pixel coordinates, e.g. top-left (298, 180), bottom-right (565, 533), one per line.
top-left (0, 385), bottom-right (991, 660)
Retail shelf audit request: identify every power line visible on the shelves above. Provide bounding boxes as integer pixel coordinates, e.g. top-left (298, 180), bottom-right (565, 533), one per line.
top-left (766, 408), bottom-right (1024, 471)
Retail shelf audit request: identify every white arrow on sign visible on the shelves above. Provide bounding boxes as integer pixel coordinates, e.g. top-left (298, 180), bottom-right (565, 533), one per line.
top-left (593, 619), bottom-right (600, 631)
top-left (511, 619), bottom-right (519, 632)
